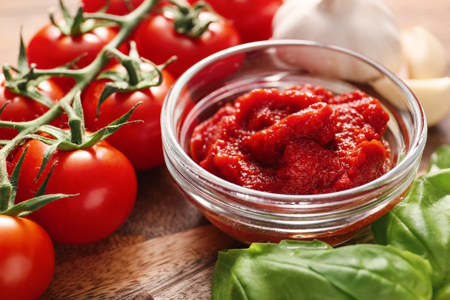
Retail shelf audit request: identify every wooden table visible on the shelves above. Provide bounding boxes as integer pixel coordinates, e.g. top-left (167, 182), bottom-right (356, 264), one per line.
top-left (0, 1), bottom-right (449, 299)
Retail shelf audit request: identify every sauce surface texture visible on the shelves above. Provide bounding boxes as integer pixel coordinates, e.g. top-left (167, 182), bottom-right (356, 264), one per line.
top-left (190, 85), bottom-right (391, 195)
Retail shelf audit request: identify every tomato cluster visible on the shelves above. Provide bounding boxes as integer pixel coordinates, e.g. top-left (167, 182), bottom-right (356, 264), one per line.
top-left (0, 0), bottom-right (281, 298)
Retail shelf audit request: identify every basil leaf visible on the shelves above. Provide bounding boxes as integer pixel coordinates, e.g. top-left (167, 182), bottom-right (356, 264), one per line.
top-left (309, 244), bottom-right (432, 300)
top-left (212, 241), bottom-right (347, 300)
top-left (372, 169), bottom-right (450, 289)
top-left (212, 240), bottom-right (340, 300)
top-left (211, 241), bottom-right (432, 300)
top-left (428, 146), bottom-right (450, 172)
top-left (434, 275), bottom-right (450, 300)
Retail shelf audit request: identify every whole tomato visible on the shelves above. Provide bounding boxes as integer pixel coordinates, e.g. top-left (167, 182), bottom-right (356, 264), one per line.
top-left (13, 138), bottom-right (137, 245)
top-left (82, 63), bottom-right (175, 170)
top-left (27, 22), bottom-right (120, 90)
top-left (188, 0), bottom-right (282, 43)
top-left (134, 9), bottom-right (241, 77)
top-left (0, 215), bottom-right (54, 300)
top-left (0, 74), bottom-right (65, 140)
top-left (82, 0), bottom-right (144, 15)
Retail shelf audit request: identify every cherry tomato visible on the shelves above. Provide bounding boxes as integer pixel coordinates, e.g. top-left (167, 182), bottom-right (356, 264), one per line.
top-left (82, 63), bottom-right (175, 170)
top-left (188, 0), bottom-right (282, 43)
top-left (134, 10), bottom-right (241, 77)
top-left (13, 138), bottom-right (137, 245)
top-left (0, 215), bottom-right (54, 300)
top-left (82, 0), bottom-right (144, 15)
top-left (27, 22), bottom-right (120, 90)
top-left (0, 74), bottom-right (65, 140)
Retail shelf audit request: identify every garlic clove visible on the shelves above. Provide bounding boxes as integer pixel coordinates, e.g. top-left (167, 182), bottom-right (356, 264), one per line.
top-left (404, 77), bottom-right (450, 126)
top-left (401, 26), bottom-right (448, 79)
top-left (395, 61), bottom-right (410, 80)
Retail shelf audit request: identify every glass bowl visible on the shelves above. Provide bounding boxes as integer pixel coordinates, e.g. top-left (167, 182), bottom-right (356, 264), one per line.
top-left (161, 40), bottom-right (427, 245)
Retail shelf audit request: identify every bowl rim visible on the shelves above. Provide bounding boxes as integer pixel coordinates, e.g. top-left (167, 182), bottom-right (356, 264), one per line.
top-left (162, 39), bottom-right (427, 203)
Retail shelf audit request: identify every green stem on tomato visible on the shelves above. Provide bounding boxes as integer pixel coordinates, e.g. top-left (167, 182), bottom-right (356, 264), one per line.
top-left (32, 67), bottom-right (86, 79)
top-left (0, 0), bottom-right (161, 209)
top-left (59, 100), bottom-right (84, 144)
top-left (0, 176), bottom-right (12, 211)
top-left (105, 46), bottom-right (142, 85)
top-left (70, 7), bottom-right (85, 36)
top-left (83, 12), bottom-right (127, 26)
top-left (0, 120), bottom-right (28, 131)
top-left (163, 0), bottom-right (219, 38)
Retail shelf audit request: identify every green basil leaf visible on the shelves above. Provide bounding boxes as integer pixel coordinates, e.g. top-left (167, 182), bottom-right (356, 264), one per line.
top-left (309, 244), bottom-right (432, 300)
top-left (211, 241), bottom-right (432, 300)
top-left (434, 275), bottom-right (450, 300)
top-left (212, 240), bottom-right (348, 300)
top-left (428, 146), bottom-right (450, 172)
top-left (372, 169), bottom-right (450, 289)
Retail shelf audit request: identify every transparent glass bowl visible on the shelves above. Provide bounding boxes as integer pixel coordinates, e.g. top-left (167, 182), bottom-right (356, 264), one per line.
top-left (161, 40), bottom-right (427, 245)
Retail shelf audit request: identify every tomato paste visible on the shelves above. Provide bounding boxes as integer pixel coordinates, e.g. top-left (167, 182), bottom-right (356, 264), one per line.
top-left (190, 85), bottom-right (391, 195)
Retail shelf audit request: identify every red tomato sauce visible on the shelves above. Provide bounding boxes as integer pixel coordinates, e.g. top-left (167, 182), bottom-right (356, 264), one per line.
top-left (190, 85), bottom-right (391, 195)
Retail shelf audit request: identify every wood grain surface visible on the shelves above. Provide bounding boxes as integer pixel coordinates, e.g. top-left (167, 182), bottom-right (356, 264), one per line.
top-left (0, 0), bottom-right (449, 299)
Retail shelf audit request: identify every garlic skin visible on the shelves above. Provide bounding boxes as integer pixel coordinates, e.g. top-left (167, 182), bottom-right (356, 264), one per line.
top-left (404, 77), bottom-right (450, 127)
top-left (401, 26), bottom-right (448, 79)
top-left (272, 0), bottom-right (403, 80)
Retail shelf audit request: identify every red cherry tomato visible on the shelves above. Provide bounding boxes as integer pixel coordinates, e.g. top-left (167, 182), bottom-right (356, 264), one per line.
top-left (134, 10), bottom-right (241, 77)
top-left (13, 138), bottom-right (137, 245)
top-left (82, 63), bottom-right (175, 170)
top-left (188, 0), bottom-right (282, 43)
top-left (0, 215), bottom-right (55, 300)
top-left (82, 0), bottom-right (144, 15)
top-left (27, 22), bottom-right (120, 90)
top-left (0, 74), bottom-right (65, 140)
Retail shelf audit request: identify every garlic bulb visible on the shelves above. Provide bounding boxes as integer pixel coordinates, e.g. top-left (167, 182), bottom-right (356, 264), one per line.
top-left (272, 0), bottom-right (402, 81)
top-left (401, 26), bottom-right (448, 79)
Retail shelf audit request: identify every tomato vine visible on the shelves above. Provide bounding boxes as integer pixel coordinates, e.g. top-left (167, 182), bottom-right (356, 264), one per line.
top-left (0, 0), bottom-right (162, 210)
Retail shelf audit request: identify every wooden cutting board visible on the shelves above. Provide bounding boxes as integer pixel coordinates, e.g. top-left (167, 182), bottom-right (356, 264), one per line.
top-left (39, 166), bottom-right (244, 299)
top-left (0, 0), bottom-right (449, 299)
top-left (44, 225), bottom-right (241, 299)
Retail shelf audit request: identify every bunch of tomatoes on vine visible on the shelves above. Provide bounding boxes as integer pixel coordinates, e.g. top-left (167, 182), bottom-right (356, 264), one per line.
top-left (0, 0), bottom-right (282, 298)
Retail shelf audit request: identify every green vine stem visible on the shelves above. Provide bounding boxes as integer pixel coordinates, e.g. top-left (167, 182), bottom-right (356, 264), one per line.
top-left (163, 0), bottom-right (219, 38)
top-left (93, 42), bottom-right (176, 114)
top-left (0, 0), bottom-right (161, 208)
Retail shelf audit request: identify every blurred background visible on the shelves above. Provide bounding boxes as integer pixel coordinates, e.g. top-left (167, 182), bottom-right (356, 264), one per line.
top-left (1, 0), bottom-right (449, 65)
